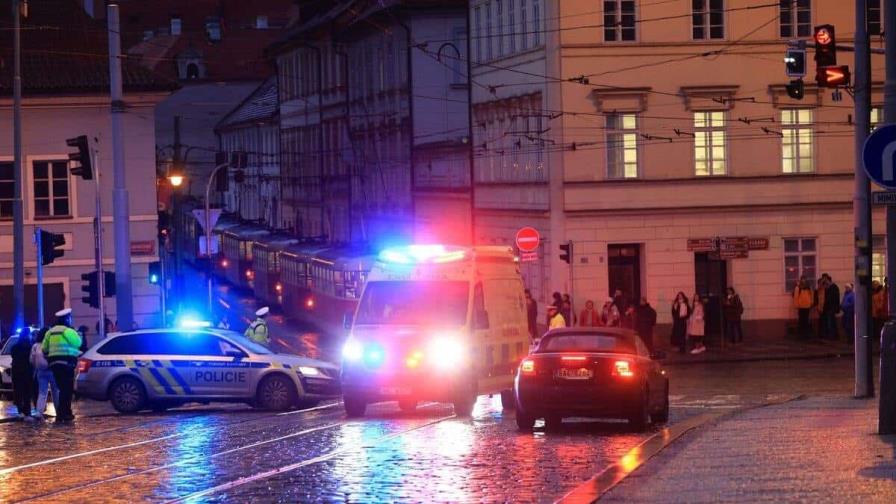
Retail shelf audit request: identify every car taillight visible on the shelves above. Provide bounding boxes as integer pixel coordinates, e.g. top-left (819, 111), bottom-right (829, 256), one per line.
top-left (520, 359), bottom-right (535, 374)
top-left (613, 360), bottom-right (634, 377)
top-left (77, 358), bottom-right (93, 373)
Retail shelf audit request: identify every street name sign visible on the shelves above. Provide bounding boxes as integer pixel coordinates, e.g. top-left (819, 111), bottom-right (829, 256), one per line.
top-left (863, 124), bottom-right (896, 189)
top-left (872, 191), bottom-right (896, 205)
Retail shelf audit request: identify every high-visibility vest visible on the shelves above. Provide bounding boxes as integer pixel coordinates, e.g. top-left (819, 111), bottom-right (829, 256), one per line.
top-left (244, 318), bottom-right (269, 344)
top-left (42, 325), bottom-right (82, 358)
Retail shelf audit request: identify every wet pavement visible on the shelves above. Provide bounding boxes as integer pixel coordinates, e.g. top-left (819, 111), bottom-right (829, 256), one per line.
top-left (0, 357), bottom-right (862, 503)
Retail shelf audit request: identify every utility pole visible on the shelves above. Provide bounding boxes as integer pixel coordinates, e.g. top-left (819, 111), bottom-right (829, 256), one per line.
top-left (11, 0), bottom-right (25, 330)
top-left (93, 144), bottom-right (106, 340)
top-left (34, 228), bottom-right (43, 326)
top-left (173, 116), bottom-right (182, 305)
top-left (879, 0), bottom-right (896, 434)
top-left (108, 3), bottom-right (134, 330)
top-left (854, 0), bottom-right (875, 398)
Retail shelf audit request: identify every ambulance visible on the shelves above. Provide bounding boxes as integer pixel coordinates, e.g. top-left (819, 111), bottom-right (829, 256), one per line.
top-left (340, 244), bottom-right (530, 417)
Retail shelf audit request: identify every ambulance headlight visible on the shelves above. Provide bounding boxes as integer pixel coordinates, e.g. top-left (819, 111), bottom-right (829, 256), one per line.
top-left (428, 335), bottom-right (465, 370)
top-left (342, 337), bottom-right (363, 362)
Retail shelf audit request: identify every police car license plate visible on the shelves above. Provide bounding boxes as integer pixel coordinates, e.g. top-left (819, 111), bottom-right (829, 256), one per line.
top-left (380, 386), bottom-right (411, 396)
top-left (555, 368), bottom-right (593, 380)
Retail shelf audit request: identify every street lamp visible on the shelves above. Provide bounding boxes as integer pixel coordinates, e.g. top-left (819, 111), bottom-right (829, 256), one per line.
top-left (168, 174), bottom-right (184, 187)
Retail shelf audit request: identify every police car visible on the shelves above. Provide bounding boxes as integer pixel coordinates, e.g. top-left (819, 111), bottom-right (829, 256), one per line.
top-left (0, 336), bottom-right (17, 400)
top-left (76, 327), bottom-right (340, 413)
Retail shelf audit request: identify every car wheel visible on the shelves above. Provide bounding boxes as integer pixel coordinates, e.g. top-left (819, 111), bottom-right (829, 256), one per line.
top-left (452, 379), bottom-right (477, 417)
top-left (500, 389), bottom-right (515, 410)
top-left (652, 382), bottom-right (670, 424)
top-left (109, 376), bottom-right (147, 414)
top-left (544, 415), bottom-right (563, 431)
top-left (256, 374), bottom-right (298, 411)
top-left (628, 387), bottom-right (651, 432)
top-left (343, 393), bottom-right (367, 418)
top-left (398, 398), bottom-right (417, 413)
top-left (516, 410), bottom-right (536, 431)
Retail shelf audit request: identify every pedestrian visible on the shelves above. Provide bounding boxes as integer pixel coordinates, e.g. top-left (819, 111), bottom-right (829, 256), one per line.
top-left (547, 292), bottom-right (562, 326)
top-left (813, 276), bottom-right (828, 339)
top-left (792, 276), bottom-right (813, 339)
top-left (95, 316), bottom-right (114, 336)
top-left (77, 325), bottom-right (90, 353)
top-left (578, 300), bottom-right (602, 327)
top-left (547, 304), bottom-right (566, 330)
top-left (561, 293), bottom-right (575, 327)
top-left (635, 297), bottom-right (658, 351)
top-left (11, 326), bottom-right (35, 420)
top-left (524, 289), bottom-right (538, 341)
top-left (602, 297), bottom-right (620, 327)
top-left (42, 308), bottom-right (82, 424)
top-left (621, 303), bottom-right (637, 330)
top-left (722, 287), bottom-right (744, 344)
top-left (688, 295), bottom-right (706, 354)
top-left (872, 280), bottom-right (887, 339)
top-left (31, 328), bottom-right (58, 420)
top-left (841, 283), bottom-right (855, 341)
top-left (822, 273), bottom-right (840, 340)
top-left (245, 307), bottom-right (271, 346)
top-left (613, 289), bottom-right (628, 314)
top-left (671, 291), bottom-right (691, 354)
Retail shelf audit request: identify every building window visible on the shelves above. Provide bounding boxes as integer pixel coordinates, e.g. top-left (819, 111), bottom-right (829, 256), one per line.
top-left (606, 113), bottom-right (639, 179)
top-left (604, 0), bottom-right (636, 42)
top-left (872, 106), bottom-right (883, 129)
top-left (869, 0), bottom-right (882, 36)
top-left (33, 160), bottom-right (70, 218)
top-left (784, 237), bottom-right (816, 292)
top-left (475, 6), bottom-right (483, 63)
top-left (779, 0), bottom-right (811, 38)
top-left (170, 16), bottom-right (182, 36)
top-left (692, 0), bottom-right (724, 40)
top-left (508, 0), bottom-right (516, 53)
top-left (520, 0), bottom-right (529, 50)
top-left (0, 161), bottom-right (13, 219)
top-left (206, 17), bottom-right (222, 41)
top-left (694, 111), bottom-right (726, 176)
top-left (496, 0), bottom-right (504, 58)
top-left (256, 15), bottom-right (269, 29)
top-left (873, 235), bottom-right (887, 285)
top-left (486, 1), bottom-right (493, 61)
top-left (532, 0), bottom-right (542, 46)
top-left (781, 108), bottom-right (813, 173)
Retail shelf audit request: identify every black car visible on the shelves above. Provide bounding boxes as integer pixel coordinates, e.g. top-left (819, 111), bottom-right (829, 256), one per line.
top-left (514, 327), bottom-right (669, 432)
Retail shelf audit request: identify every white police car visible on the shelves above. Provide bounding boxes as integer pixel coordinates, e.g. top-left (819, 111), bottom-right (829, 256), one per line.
top-left (76, 328), bottom-right (340, 413)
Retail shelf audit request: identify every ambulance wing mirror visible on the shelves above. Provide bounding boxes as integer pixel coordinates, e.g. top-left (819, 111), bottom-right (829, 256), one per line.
top-left (474, 309), bottom-right (490, 330)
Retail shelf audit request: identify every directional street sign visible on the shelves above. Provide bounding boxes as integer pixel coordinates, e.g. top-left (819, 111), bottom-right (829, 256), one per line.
top-left (862, 124), bottom-right (896, 189)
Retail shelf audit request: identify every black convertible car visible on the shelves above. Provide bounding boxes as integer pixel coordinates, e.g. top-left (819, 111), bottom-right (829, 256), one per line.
top-left (514, 327), bottom-right (669, 432)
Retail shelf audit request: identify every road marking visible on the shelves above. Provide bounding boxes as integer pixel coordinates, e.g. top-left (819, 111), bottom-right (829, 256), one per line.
top-left (0, 402), bottom-right (341, 475)
top-left (166, 413), bottom-right (457, 503)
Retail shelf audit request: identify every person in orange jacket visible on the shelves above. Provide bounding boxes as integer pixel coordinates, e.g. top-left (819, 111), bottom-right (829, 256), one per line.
top-left (792, 276), bottom-right (814, 339)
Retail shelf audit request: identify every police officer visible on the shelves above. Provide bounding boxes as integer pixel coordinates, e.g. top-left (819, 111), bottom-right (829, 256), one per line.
top-left (42, 308), bottom-right (82, 424)
top-left (245, 307), bottom-right (270, 346)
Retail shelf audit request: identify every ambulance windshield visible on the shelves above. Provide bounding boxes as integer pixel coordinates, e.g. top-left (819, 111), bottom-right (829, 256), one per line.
top-left (355, 281), bottom-right (469, 326)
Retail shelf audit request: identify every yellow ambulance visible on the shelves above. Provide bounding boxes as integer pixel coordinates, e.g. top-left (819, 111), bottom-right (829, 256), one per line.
top-left (340, 244), bottom-right (530, 417)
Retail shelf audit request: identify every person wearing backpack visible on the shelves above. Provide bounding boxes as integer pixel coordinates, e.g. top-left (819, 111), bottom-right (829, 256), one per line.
top-left (30, 328), bottom-right (58, 420)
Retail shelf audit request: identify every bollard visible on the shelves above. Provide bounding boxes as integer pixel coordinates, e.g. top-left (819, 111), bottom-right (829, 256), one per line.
top-left (880, 320), bottom-right (896, 434)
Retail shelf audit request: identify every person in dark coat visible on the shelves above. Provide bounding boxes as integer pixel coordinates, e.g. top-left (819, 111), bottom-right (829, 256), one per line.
top-left (524, 289), bottom-right (538, 341)
top-left (11, 326), bottom-right (35, 419)
top-left (77, 325), bottom-right (90, 353)
top-left (636, 297), bottom-right (658, 351)
top-left (722, 287), bottom-right (744, 344)
top-left (822, 273), bottom-right (840, 340)
top-left (671, 292), bottom-right (691, 354)
top-left (621, 303), bottom-right (637, 330)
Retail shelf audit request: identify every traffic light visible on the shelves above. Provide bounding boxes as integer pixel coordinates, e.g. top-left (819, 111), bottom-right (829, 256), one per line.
top-left (813, 25), bottom-right (837, 67)
top-left (81, 271), bottom-right (99, 309)
top-left (66, 135), bottom-right (93, 180)
top-left (39, 230), bottom-right (65, 266)
top-left (559, 241), bottom-right (573, 264)
top-left (784, 49), bottom-right (806, 78)
top-left (817, 65), bottom-right (851, 88)
top-left (786, 79), bottom-right (805, 100)
top-left (104, 271), bottom-right (116, 297)
top-left (148, 261), bottom-right (161, 284)
top-left (215, 165), bottom-right (229, 192)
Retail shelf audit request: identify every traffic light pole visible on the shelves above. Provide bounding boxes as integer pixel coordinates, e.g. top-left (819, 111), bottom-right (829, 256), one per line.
top-left (93, 145), bottom-right (106, 340)
top-left (205, 162), bottom-right (230, 314)
top-left (35, 228), bottom-right (44, 327)
top-left (11, 0), bottom-right (25, 331)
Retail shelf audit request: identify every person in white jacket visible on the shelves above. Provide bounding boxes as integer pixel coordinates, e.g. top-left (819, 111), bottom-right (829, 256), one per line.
top-left (30, 329), bottom-right (59, 419)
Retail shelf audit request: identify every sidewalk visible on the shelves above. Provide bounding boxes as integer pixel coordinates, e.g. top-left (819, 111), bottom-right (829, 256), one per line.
top-left (656, 336), bottom-right (856, 365)
top-left (599, 395), bottom-right (896, 503)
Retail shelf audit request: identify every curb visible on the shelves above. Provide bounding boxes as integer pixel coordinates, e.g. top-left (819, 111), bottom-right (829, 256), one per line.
top-left (555, 394), bottom-right (805, 504)
top-left (662, 350), bottom-right (855, 366)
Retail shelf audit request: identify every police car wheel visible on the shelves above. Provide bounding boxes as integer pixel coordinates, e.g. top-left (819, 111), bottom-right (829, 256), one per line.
top-left (343, 394), bottom-right (366, 417)
top-left (109, 377), bottom-right (147, 414)
top-left (398, 398), bottom-right (417, 412)
top-left (257, 374), bottom-right (297, 411)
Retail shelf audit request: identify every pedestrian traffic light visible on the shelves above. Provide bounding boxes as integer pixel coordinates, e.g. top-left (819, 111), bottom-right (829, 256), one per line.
top-left (81, 271), bottom-right (99, 309)
top-left (813, 25), bottom-right (837, 67)
top-left (148, 261), bottom-right (161, 284)
top-left (66, 135), bottom-right (93, 180)
top-left (559, 241), bottom-right (573, 264)
top-left (38, 230), bottom-right (65, 266)
top-left (784, 49), bottom-right (806, 78)
top-left (786, 78), bottom-right (805, 100)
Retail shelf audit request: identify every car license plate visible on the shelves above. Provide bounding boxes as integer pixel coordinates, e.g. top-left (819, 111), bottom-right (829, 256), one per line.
top-left (555, 368), bottom-right (593, 380)
top-left (380, 387), bottom-right (411, 396)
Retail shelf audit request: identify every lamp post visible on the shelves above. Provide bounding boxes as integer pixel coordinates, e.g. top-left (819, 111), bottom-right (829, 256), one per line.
top-left (205, 162), bottom-right (230, 312)
top-left (166, 165), bottom-right (184, 314)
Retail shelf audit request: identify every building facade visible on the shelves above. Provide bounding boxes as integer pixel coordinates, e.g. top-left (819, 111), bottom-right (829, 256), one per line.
top-left (273, 0), bottom-right (471, 246)
top-left (470, 0), bottom-right (887, 335)
top-left (0, 0), bottom-right (176, 331)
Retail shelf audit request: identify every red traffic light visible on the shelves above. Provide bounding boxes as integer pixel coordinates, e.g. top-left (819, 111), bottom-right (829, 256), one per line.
top-left (816, 65), bottom-right (850, 88)
top-left (814, 26), bottom-right (833, 46)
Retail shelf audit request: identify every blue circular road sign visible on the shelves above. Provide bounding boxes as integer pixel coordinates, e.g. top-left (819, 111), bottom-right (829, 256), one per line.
top-left (863, 124), bottom-right (896, 189)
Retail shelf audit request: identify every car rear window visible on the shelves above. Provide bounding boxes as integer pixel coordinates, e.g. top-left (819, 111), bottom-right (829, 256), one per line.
top-left (538, 334), bottom-right (636, 354)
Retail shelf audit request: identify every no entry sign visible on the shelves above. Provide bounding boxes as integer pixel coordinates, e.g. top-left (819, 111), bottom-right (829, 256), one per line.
top-left (516, 227), bottom-right (540, 252)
